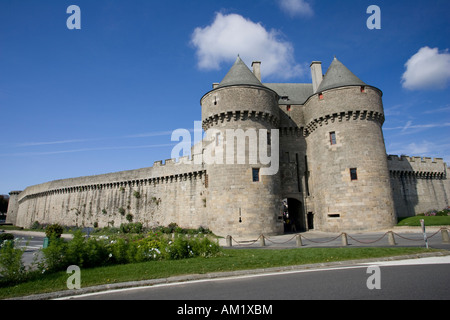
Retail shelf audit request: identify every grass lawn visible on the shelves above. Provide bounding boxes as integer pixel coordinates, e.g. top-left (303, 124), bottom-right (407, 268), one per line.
top-left (397, 215), bottom-right (450, 227)
top-left (0, 246), bottom-right (439, 299)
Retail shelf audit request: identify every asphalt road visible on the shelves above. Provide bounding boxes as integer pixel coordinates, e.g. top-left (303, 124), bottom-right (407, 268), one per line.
top-left (61, 256), bottom-right (450, 301)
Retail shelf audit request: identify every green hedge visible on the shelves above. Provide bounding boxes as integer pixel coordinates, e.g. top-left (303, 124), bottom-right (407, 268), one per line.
top-left (40, 231), bottom-right (222, 273)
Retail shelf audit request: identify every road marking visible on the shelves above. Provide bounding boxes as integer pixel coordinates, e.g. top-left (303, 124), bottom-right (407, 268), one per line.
top-left (56, 255), bottom-right (450, 300)
top-left (360, 255), bottom-right (450, 266)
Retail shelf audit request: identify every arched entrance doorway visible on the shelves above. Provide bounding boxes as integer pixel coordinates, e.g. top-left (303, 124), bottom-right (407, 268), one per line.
top-left (282, 198), bottom-right (305, 233)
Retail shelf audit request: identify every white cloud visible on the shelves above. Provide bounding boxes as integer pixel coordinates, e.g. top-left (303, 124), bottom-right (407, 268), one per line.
top-left (401, 46), bottom-right (450, 90)
top-left (190, 13), bottom-right (304, 80)
top-left (278, 0), bottom-right (314, 17)
top-left (384, 121), bottom-right (450, 132)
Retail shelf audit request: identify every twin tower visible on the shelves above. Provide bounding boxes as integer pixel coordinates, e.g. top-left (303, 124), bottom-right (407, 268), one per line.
top-left (200, 56), bottom-right (396, 235)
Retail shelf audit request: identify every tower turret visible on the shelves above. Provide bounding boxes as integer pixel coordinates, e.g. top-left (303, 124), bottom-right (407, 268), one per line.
top-left (304, 57), bottom-right (396, 232)
top-left (200, 57), bottom-right (282, 237)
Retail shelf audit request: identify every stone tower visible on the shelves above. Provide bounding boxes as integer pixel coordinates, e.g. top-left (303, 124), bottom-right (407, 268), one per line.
top-left (304, 57), bottom-right (397, 232)
top-left (200, 56), bottom-right (283, 237)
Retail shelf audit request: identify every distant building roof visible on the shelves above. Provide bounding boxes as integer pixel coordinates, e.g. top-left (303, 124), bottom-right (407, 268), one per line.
top-left (264, 83), bottom-right (313, 105)
top-left (317, 57), bottom-right (367, 93)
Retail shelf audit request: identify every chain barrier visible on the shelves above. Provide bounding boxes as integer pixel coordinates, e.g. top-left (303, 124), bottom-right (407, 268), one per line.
top-left (346, 232), bottom-right (389, 244)
top-left (230, 235), bottom-right (262, 246)
top-left (264, 234), bottom-right (297, 245)
top-left (226, 227), bottom-right (450, 247)
top-left (300, 234), bottom-right (342, 244)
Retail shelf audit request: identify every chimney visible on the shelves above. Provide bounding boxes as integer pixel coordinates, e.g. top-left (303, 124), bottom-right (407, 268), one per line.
top-left (310, 61), bottom-right (323, 93)
top-left (252, 61), bottom-right (261, 82)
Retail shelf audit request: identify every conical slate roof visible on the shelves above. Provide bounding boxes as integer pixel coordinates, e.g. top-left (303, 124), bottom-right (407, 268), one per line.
top-left (217, 56), bottom-right (265, 89)
top-left (317, 57), bottom-right (367, 92)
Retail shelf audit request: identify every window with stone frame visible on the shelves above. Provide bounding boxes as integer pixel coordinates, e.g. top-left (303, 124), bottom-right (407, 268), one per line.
top-left (330, 131), bottom-right (337, 145)
top-left (252, 168), bottom-right (260, 182)
top-left (350, 168), bottom-right (358, 181)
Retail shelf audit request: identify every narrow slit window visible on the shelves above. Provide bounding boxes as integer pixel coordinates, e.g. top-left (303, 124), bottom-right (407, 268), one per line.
top-left (215, 132), bottom-right (221, 147)
top-left (350, 168), bottom-right (358, 181)
top-left (319, 93), bottom-right (324, 100)
top-left (286, 105), bottom-right (291, 111)
top-left (252, 168), bottom-right (260, 182)
top-left (330, 132), bottom-right (336, 145)
top-left (267, 131), bottom-right (271, 145)
top-left (360, 86), bottom-right (366, 93)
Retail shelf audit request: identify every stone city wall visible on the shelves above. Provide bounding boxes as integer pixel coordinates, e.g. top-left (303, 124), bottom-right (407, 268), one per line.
top-left (11, 155), bottom-right (209, 231)
top-left (387, 155), bottom-right (450, 217)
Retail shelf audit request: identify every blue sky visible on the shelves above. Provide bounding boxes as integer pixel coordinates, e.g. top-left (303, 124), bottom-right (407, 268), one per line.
top-left (0, 0), bottom-right (449, 195)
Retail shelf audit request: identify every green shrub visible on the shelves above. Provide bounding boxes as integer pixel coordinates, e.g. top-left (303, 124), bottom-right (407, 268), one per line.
top-left (40, 237), bottom-right (68, 272)
top-left (0, 238), bottom-right (27, 283)
top-left (134, 237), bottom-right (162, 262)
top-left (36, 226), bottom-right (222, 276)
top-left (190, 236), bottom-right (222, 258)
top-left (119, 222), bottom-right (143, 234)
top-left (45, 224), bottom-right (64, 239)
top-left (30, 221), bottom-right (43, 230)
top-left (0, 233), bottom-right (14, 244)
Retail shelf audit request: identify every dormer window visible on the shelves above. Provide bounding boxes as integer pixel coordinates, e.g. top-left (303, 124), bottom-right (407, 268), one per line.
top-left (281, 96), bottom-right (289, 101)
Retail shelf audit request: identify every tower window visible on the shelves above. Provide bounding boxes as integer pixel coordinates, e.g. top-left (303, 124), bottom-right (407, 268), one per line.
top-left (330, 132), bottom-right (336, 145)
top-left (350, 168), bottom-right (358, 181)
top-left (360, 86), bottom-right (366, 93)
top-left (286, 105), bottom-right (291, 111)
top-left (267, 131), bottom-right (271, 145)
top-left (252, 168), bottom-right (260, 182)
top-left (319, 93), bottom-right (324, 100)
top-left (215, 132), bottom-right (221, 147)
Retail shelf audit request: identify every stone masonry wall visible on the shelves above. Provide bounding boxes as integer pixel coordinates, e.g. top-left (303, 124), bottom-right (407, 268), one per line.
top-left (388, 155), bottom-right (449, 217)
top-left (13, 156), bottom-right (209, 231)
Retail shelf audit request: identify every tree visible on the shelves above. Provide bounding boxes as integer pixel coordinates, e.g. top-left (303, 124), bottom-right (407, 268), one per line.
top-left (0, 195), bottom-right (9, 214)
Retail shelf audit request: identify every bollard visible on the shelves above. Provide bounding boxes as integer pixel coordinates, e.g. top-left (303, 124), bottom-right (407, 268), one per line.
top-left (226, 235), bottom-right (232, 247)
top-left (441, 229), bottom-right (450, 244)
top-left (388, 231), bottom-right (397, 245)
top-left (259, 234), bottom-right (266, 247)
top-left (341, 233), bottom-right (348, 246)
top-left (43, 237), bottom-right (50, 249)
top-left (296, 234), bottom-right (303, 247)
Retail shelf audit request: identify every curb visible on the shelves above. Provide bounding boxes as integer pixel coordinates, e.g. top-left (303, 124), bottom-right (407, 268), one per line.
top-left (9, 250), bottom-right (450, 300)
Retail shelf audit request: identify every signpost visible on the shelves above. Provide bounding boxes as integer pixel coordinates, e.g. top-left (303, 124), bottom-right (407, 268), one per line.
top-left (420, 219), bottom-right (429, 249)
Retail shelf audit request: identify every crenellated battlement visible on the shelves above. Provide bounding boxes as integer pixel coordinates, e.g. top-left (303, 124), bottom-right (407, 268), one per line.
top-left (202, 109), bottom-right (279, 130)
top-left (17, 155), bottom-right (206, 204)
top-left (304, 110), bottom-right (384, 136)
top-left (387, 155), bottom-right (447, 178)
